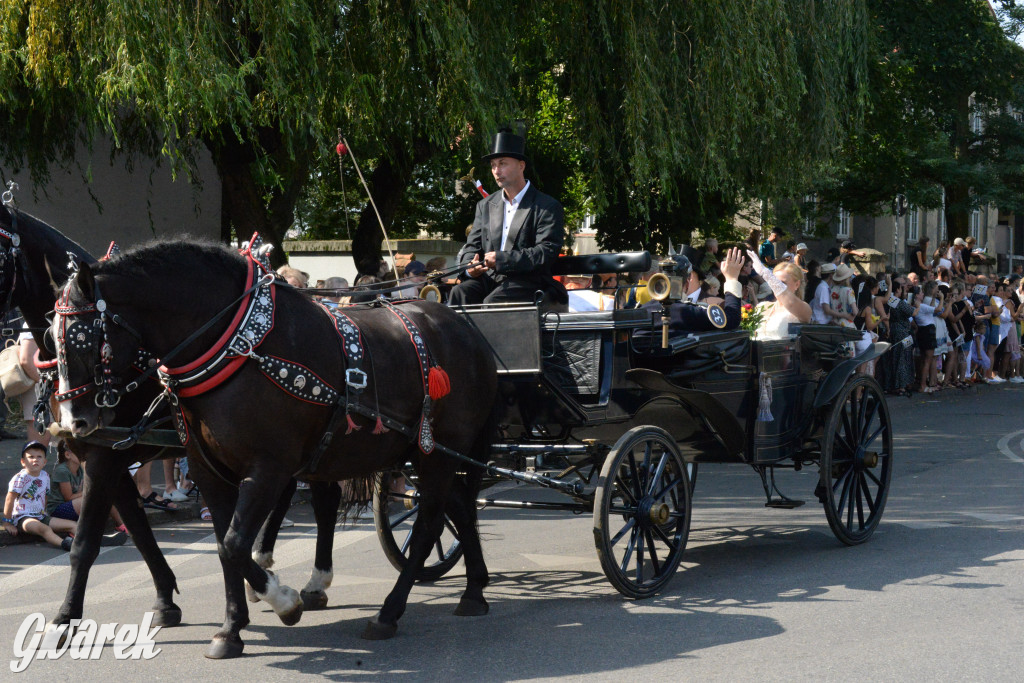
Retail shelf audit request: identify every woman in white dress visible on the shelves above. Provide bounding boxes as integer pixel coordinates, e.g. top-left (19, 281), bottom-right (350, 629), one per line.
top-left (747, 255), bottom-right (812, 340)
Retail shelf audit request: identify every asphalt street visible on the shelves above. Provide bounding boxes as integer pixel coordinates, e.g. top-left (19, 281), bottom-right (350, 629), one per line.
top-left (1, 382), bottom-right (1022, 681)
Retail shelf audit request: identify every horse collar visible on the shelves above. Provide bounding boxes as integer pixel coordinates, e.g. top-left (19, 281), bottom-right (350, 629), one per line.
top-left (158, 257), bottom-right (276, 398)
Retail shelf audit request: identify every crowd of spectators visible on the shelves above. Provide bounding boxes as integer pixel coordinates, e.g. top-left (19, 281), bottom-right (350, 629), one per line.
top-left (638, 230), bottom-right (1024, 395)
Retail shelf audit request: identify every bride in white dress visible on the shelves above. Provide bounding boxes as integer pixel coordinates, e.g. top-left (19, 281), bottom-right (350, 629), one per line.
top-left (748, 257), bottom-right (812, 340)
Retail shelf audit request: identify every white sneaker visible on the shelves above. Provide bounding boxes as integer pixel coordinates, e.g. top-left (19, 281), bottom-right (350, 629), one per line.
top-left (1010, 376), bottom-right (1024, 384)
top-left (987, 376), bottom-right (1006, 384)
top-left (280, 517), bottom-right (295, 528)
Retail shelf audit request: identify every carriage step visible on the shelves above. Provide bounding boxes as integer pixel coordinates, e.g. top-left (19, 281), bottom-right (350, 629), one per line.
top-left (765, 498), bottom-right (805, 509)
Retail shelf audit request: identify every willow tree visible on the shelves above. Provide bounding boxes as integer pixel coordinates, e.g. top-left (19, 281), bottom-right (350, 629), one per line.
top-left (542, 0), bottom-right (872, 249)
top-left (0, 1), bottom-right (528, 267)
top-left (0, 1), bottom-right (871, 266)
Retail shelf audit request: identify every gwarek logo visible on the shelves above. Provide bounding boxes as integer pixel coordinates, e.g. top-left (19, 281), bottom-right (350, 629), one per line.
top-left (11, 612), bottom-right (161, 672)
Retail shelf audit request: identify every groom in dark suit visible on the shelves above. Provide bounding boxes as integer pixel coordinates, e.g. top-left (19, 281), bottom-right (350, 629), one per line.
top-left (449, 129), bottom-right (566, 306)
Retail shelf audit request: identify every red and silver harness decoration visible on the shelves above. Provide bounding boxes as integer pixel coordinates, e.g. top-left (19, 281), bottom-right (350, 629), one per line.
top-left (157, 256), bottom-right (276, 399)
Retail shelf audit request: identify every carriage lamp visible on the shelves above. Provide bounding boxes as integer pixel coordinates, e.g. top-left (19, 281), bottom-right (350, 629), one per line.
top-left (646, 257), bottom-right (686, 349)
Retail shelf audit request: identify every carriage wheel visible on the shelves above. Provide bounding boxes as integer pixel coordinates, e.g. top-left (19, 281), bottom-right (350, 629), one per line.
top-left (373, 468), bottom-right (464, 582)
top-left (594, 426), bottom-right (691, 598)
top-left (819, 375), bottom-right (893, 545)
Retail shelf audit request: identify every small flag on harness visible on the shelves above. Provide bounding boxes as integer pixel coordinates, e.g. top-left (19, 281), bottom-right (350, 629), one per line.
top-left (102, 241), bottom-right (121, 261)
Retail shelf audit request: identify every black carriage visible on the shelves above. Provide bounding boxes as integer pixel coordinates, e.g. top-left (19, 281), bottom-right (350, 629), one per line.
top-left (375, 251), bottom-right (895, 598)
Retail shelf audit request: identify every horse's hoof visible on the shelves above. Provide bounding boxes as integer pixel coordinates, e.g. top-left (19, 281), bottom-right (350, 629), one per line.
top-left (245, 582), bottom-right (260, 603)
top-left (205, 634), bottom-right (244, 660)
top-left (300, 590), bottom-right (329, 611)
top-left (278, 602), bottom-right (303, 627)
top-left (47, 622), bottom-right (73, 648)
top-left (361, 618), bottom-right (398, 640)
top-left (454, 597), bottom-right (489, 617)
top-left (153, 605), bottom-right (182, 628)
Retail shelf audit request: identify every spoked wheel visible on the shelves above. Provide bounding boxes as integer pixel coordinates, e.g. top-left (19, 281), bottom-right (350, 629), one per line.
top-left (373, 468), bottom-right (463, 581)
top-left (818, 375), bottom-right (893, 545)
top-left (594, 426), bottom-right (691, 598)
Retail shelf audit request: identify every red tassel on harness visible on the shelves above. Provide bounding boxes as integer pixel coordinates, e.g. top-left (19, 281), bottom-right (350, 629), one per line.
top-left (373, 416), bottom-right (389, 434)
top-left (428, 366), bottom-right (450, 400)
top-left (345, 413), bottom-right (361, 434)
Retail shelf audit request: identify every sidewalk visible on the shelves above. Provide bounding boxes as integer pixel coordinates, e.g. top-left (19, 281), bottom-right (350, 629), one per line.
top-left (0, 431), bottom-right (199, 546)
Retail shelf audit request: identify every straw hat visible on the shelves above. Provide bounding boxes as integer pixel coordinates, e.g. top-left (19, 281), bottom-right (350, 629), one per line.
top-left (833, 263), bottom-right (854, 282)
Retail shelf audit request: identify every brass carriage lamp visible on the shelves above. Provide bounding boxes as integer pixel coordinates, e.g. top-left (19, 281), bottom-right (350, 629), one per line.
top-left (646, 257), bottom-right (686, 349)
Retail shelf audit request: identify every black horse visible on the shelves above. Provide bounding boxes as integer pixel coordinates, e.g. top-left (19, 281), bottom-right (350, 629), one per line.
top-left (52, 240), bottom-right (498, 658)
top-left (0, 208), bottom-right (361, 635)
top-left (0, 207), bottom-right (189, 628)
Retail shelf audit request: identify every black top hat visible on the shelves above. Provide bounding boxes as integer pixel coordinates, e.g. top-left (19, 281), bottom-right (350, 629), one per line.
top-left (481, 129), bottom-right (528, 163)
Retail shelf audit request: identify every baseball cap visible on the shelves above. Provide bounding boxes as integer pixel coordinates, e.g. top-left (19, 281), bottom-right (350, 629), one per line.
top-left (841, 240), bottom-right (856, 250)
top-left (953, 237), bottom-right (967, 247)
top-left (22, 441), bottom-right (47, 455)
top-left (820, 263), bottom-right (837, 274)
top-left (403, 260), bottom-right (426, 277)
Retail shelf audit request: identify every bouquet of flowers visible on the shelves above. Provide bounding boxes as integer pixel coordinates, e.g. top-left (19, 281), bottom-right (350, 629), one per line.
top-left (740, 303), bottom-right (764, 336)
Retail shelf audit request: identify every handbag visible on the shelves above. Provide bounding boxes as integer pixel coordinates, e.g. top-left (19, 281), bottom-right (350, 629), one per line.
top-left (0, 341), bottom-right (35, 400)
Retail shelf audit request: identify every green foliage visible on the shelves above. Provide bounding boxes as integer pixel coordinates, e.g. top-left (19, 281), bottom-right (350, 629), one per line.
top-left (0, 1), bottom-right (872, 260)
top-left (819, 0), bottom-right (1024, 236)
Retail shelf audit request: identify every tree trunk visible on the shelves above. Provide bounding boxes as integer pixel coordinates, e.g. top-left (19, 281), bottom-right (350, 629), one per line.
top-left (208, 132), bottom-right (311, 269)
top-left (945, 95), bottom-right (972, 242)
top-left (350, 140), bottom-right (429, 275)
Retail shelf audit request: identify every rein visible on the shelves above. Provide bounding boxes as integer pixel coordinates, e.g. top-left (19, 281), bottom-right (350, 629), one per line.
top-left (299, 263), bottom-right (466, 298)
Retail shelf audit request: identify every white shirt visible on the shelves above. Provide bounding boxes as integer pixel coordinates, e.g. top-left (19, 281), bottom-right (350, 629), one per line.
top-left (501, 180), bottom-right (531, 250)
top-left (811, 280), bottom-right (831, 324)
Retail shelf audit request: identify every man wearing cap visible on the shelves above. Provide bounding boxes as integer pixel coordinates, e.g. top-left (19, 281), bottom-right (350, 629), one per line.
top-left (810, 262), bottom-right (837, 324)
top-left (839, 240), bottom-right (866, 265)
top-left (759, 227), bottom-right (783, 267)
top-left (449, 129), bottom-right (566, 306)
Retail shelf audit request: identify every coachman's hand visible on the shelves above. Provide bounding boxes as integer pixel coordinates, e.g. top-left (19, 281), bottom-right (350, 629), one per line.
top-left (466, 255), bottom-right (487, 279)
top-left (483, 251), bottom-right (498, 269)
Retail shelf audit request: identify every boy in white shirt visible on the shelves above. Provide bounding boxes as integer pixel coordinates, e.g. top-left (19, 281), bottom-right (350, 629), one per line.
top-left (2, 442), bottom-right (76, 551)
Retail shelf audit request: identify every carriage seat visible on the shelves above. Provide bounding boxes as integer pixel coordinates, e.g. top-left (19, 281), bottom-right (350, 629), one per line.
top-left (788, 324), bottom-right (861, 362)
top-left (549, 251), bottom-right (652, 276)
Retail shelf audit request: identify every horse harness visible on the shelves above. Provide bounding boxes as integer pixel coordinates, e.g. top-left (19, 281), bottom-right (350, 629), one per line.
top-left (51, 234), bottom-right (452, 484)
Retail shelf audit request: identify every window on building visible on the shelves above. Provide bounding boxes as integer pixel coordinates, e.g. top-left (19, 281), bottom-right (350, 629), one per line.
top-left (837, 207), bottom-right (851, 238)
top-left (970, 208), bottom-right (981, 238)
top-left (803, 194), bottom-right (815, 234)
top-left (907, 207), bottom-right (919, 242)
top-left (970, 110), bottom-right (984, 134)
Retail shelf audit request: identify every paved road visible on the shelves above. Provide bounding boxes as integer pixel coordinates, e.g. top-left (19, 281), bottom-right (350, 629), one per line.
top-left (1, 384), bottom-right (1022, 680)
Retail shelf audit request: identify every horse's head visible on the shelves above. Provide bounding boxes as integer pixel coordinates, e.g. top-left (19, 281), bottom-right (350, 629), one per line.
top-left (51, 261), bottom-right (141, 435)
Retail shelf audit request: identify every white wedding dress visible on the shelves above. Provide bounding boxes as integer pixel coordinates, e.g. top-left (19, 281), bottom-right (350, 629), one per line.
top-left (754, 301), bottom-right (801, 341)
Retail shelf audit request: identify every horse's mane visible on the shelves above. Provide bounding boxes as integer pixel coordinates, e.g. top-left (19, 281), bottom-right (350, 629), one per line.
top-left (93, 238), bottom-right (245, 281)
top-left (2, 207), bottom-right (93, 262)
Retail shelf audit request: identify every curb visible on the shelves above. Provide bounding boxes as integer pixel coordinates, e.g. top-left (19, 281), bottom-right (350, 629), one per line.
top-left (0, 501), bottom-right (201, 546)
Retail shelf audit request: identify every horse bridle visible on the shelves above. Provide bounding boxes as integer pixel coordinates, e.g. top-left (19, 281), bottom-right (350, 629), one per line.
top-left (52, 263), bottom-right (144, 409)
top-left (53, 259), bottom-right (275, 410)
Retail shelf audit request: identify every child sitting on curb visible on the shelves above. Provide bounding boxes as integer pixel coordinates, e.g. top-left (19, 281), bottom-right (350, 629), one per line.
top-left (3, 441), bottom-right (75, 551)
